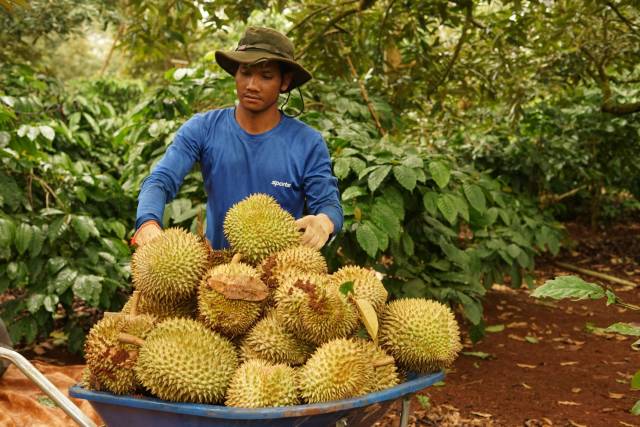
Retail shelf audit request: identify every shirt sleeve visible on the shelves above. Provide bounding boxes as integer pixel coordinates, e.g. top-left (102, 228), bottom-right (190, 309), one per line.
top-left (303, 135), bottom-right (344, 235)
top-left (135, 114), bottom-right (205, 230)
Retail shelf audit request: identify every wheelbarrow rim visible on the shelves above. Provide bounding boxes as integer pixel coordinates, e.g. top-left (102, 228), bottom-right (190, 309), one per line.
top-left (69, 371), bottom-right (444, 420)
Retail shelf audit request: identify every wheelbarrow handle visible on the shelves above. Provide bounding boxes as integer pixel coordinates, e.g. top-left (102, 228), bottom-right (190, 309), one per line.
top-left (0, 346), bottom-right (97, 427)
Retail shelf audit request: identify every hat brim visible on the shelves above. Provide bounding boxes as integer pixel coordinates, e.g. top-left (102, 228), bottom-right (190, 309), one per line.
top-left (215, 50), bottom-right (312, 92)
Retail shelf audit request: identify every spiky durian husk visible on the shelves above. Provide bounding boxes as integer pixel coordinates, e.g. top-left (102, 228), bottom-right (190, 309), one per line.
top-left (208, 248), bottom-right (235, 268)
top-left (223, 194), bottom-right (299, 264)
top-left (274, 274), bottom-right (358, 345)
top-left (135, 318), bottom-right (238, 403)
top-left (298, 338), bottom-right (373, 403)
top-left (330, 266), bottom-right (388, 314)
top-left (379, 298), bottom-right (462, 373)
top-left (121, 291), bottom-right (196, 320)
top-left (197, 263), bottom-right (264, 337)
top-left (261, 245), bottom-right (328, 290)
top-left (225, 359), bottom-right (299, 407)
top-left (132, 228), bottom-right (209, 303)
top-left (240, 310), bottom-right (314, 366)
top-left (356, 339), bottom-right (400, 393)
top-left (84, 314), bottom-right (156, 394)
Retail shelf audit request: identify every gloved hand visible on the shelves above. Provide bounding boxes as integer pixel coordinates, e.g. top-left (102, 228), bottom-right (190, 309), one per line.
top-left (295, 214), bottom-right (334, 250)
top-left (131, 220), bottom-right (163, 247)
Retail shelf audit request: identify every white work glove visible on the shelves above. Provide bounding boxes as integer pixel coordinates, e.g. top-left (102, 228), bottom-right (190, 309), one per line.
top-left (295, 214), bottom-right (334, 250)
top-left (131, 220), bottom-right (163, 247)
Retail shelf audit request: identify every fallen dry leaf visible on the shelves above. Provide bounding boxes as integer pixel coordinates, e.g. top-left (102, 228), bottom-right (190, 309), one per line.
top-left (608, 392), bottom-right (625, 399)
top-left (522, 382), bottom-right (532, 389)
top-left (208, 274), bottom-right (268, 301)
top-left (470, 411), bottom-right (492, 418)
top-left (509, 334), bottom-right (527, 342)
top-left (560, 361), bottom-right (579, 366)
top-left (601, 407), bottom-right (615, 413)
top-left (507, 321), bottom-right (528, 328)
top-left (557, 401), bottom-right (581, 406)
top-left (619, 422), bottom-right (637, 427)
top-left (517, 363), bottom-right (537, 369)
top-left (571, 387), bottom-right (581, 393)
top-left (568, 420), bottom-right (587, 427)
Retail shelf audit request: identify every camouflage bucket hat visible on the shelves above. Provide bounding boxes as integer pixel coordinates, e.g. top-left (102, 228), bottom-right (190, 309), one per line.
top-left (215, 26), bottom-right (312, 92)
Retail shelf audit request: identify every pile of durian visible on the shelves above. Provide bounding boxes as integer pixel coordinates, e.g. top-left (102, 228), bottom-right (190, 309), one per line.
top-left (82, 194), bottom-right (462, 407)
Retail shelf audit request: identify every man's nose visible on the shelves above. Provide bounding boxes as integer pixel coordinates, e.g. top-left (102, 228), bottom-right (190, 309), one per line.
top-left (247, 75), bottom-right (259, 90)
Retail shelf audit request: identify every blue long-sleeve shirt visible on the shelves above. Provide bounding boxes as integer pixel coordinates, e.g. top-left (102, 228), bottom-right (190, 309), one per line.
top-left (136, 108), bottom-right (343, 249)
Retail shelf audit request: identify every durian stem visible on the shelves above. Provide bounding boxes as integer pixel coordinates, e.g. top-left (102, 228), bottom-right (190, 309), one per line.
top-left (130, 291), bottom-right (141, 317)
top-left (231, 253), bottom-right (243, 264)
top-left (103, 313), bottom-right (140, 322)
top-left (118, 333), bottom-right (145, 347)
top-left (373, 356), bottom-right (395, 368)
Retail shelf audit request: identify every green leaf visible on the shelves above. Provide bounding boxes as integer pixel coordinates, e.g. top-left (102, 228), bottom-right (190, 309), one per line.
top-left (43, 295), bottom-right (59, 312)
top-left (368, 165), bottom-right (392, 192)
top-left (604, 323), bottom-right (640, 336)
top-left (631, 400), bottom-right (640, 416)
top-left (605, 290), bottom-right (617, 306)
top-left (371, 202), bottom-right (401, 240)
top-left (415, 395), bottom-right (430, 409)
top-left (109, 221), bottom-right (126, 240)
top-left (458, 293), bottom-right (482, 325)
top-left (342, 186), bottom-right (367, 201)
top-left (631, 370), bottom-right (640, 391)
top-left (507, 244), bottom-right (521, 259)
top-left (29, 226), bottom-right (45, 257)
top-left (47, 216), bottom-right (66, 242)
top-left (356, 223), bottom-right (378, 258)
top-left (452, 194), bottom-right (469, 222)
top-left (392, 165), bottom-right (417, 191)
top-left (72, 274), bottom-right (103, 307)
top-left (402, 233), bottom-right (415, 256)
top-left (437, 194), bottom-right (458, 225)
top-left (334, 158), bottom-right (351, 179)
top-left (525, 336), bottom-right (539, 344)
top-left (0, 218), bottom-right (16, 250)
top-left (27, 294), bottom-right (45, 313)
top-left (422, 192), bottom-right (439, 217)
top-left (464, 183), bottom-right (486, 213)
top-left (531, 276), bottom-right (605, 301)
top-left (15, 223), bottom-right (34, 255)
top-left (339, 281), bottom-right (354, 296)
top-left (71, 216), bottom-right (100, 242)
top-left (368, 222), bottom-right (389, 251)
top-left (485, 324), bottom-right (505, 333)
top-left (428, 161), bottom-right (451, 189)
top-left (53, 268), bottom-right (78, 295)
top-left (38, 125), bottom-right (55, 141)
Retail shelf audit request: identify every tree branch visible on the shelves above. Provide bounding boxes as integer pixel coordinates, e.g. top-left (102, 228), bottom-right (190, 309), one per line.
top-left (605, 0), bottom-right (640, 36)
top-left (428, 2), bottom-right (473, 95)
top-left (298, 6), bottom-right (364, 58)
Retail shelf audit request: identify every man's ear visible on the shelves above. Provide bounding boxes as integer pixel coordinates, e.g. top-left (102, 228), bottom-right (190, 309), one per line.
top-left (280, 72), bottom-right (293, 93)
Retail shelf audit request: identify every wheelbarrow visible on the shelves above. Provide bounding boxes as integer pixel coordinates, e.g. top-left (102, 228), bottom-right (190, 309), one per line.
top-left (1, 345), bottom-right (444, 427)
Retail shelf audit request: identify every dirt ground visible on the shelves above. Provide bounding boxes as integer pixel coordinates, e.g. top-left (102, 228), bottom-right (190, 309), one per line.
top-left (375, 221), bottom-right (640, 427)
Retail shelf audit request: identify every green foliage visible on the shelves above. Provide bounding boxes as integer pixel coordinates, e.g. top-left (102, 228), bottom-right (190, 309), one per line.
top-left (0, 63), bottom-right (136, 351)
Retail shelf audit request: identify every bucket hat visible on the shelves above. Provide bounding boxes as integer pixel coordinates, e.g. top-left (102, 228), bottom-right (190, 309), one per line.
top-left (215, 26), bottom-right (312, 92)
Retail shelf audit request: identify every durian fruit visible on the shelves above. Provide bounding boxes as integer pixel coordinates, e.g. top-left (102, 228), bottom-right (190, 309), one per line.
top-left (356, 339), bottom-right (400, 393)
top-left (298, 338), bottom-right (373, 403)
top-left (121, 291), bottom-right (196, 320)
top-left (225, 359), bottom-right (299, 407)
top-left (223, 194), bottom-right (299, 264)
top-left (198, 261), bottom-right (265, 337)
top-left (379, 298), bottom-right (462, 372)
top-left (330, 266), bottom-right (388, 314)
top-left (261, 245), bottom-right (328, 291)
top-left (208, 247), bottom-right (235, 268)
top-left (132, 228), bottom-right (210, 303)
top-left (240, 310), bottom-right (314, 366)
top-left (275, 273), bottom-right (358, 345)
top-left (84, 314), bottom-right (156, 394)
top-left (133, 318), bottom-right (238, 403)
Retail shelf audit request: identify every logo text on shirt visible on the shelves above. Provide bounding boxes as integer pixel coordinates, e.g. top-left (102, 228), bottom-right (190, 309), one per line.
top-left (271, 180), bottom-right (292, 188)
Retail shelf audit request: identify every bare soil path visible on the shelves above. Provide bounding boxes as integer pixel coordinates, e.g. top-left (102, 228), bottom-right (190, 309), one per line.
top-left (376, 221), bottom-right (640, 427)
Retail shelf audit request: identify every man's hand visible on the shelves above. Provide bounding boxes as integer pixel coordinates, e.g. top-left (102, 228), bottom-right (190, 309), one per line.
top-left (295, 214), bottom-right (334, 250)
top-left (131, 221), bottom-right (163, 247)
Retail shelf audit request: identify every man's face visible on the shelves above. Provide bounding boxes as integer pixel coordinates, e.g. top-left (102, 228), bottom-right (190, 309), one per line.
top-left (235, 61), bottom-right (291, 114)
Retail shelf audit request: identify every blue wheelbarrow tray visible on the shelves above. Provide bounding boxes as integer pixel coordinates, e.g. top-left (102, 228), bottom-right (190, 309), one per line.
top-left (69, 371), bottom-right (444, 427)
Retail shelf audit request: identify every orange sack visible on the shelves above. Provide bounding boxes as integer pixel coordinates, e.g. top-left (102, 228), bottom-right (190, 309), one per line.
top-left (0, 361), bottom-right (103, 427)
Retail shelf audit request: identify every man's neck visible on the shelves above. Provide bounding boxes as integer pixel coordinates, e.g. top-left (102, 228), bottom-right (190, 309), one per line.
top-left (235, 105), bottom-right (281, 135)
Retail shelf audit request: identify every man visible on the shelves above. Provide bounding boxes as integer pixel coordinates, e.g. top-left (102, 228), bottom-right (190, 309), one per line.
top-left (132, 26), bottom-right (343, 250)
